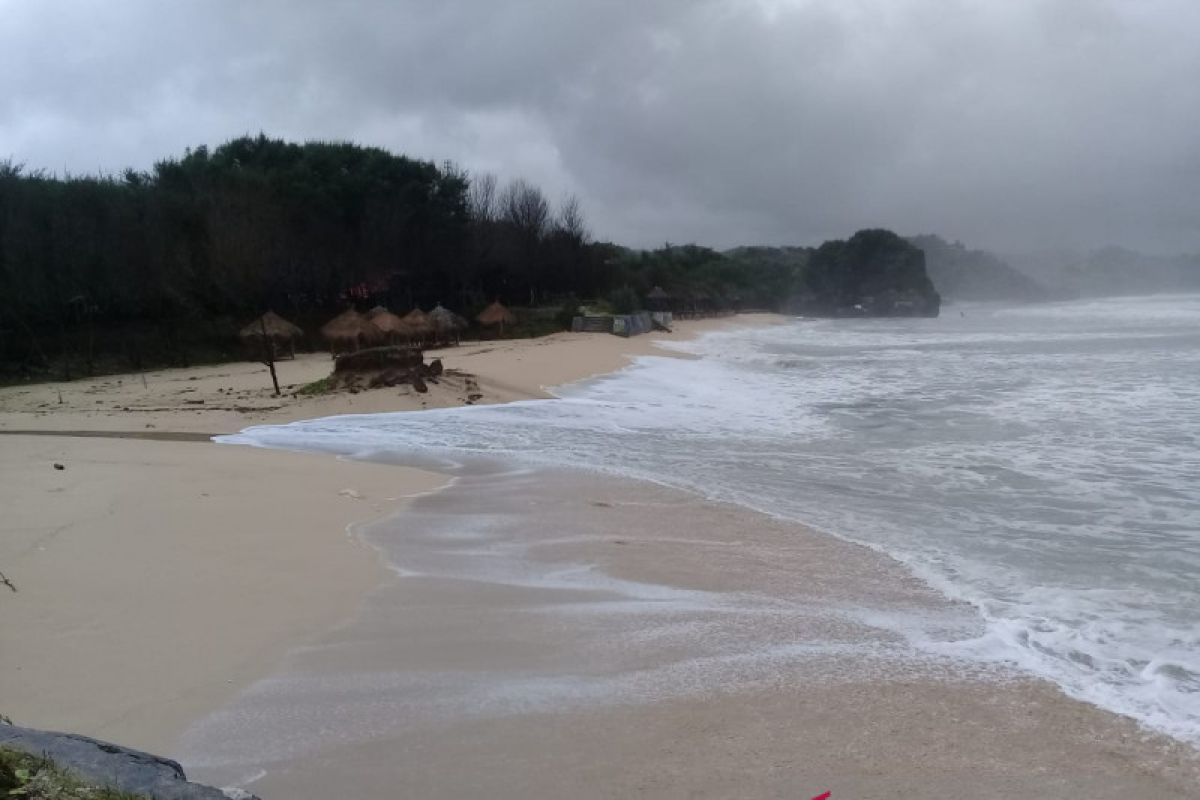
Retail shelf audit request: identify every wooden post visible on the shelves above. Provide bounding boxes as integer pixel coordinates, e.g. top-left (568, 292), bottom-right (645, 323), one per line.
top-left (260, 316), bottom-right (281, 396)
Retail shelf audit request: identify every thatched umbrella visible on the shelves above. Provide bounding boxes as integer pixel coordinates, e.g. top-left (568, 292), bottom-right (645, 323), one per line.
top-left (239, 310), bottom-right (304, 358)
top-left (428, 303), bottom-right (469, 345)
top-left (366, 305), bottom-right (415, 344)
top-left (476, 300), bottom-right (517, 335)
top-left (320, 309), bottom-right (383, 355)
top-left (401, 308), bottom-right (436, 344)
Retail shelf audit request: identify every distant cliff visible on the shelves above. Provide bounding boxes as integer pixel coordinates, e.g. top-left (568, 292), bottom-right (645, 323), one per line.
top-left (1009, 246), bottom-right (1200, 298)
top-left (908, 234), bottom-right (1050, 302)
top-left (787, 229), bottom-right (940, 317)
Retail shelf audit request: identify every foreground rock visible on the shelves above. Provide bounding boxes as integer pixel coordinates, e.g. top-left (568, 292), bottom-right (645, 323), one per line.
top-left (0, 724), bottom-right (257, 800)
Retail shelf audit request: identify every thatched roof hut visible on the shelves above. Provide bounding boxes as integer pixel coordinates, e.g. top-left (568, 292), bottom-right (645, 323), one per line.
top-left (239, 311), bottom-right (303, 344)
top-left (320, 309), bottom-right (383, 354)
top-left (239, 311), bottom-right (304, 358)
top-left (428, 303), bottom-right (469, 344)
top-left (401, 308), bottom-right (436, 341)
top-left (476, 300), bottom-right (516, 332)
top-left (366, 306), bottom-right (414, 342)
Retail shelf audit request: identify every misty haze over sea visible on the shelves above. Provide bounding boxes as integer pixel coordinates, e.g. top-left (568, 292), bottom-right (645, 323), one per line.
top-left (231, 293), bottom-right (1200, 745)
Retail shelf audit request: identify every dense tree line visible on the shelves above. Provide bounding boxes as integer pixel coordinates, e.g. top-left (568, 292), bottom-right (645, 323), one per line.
top-left (0, 135), bottom-right (613, 378)
top-left (0, 135), bottom-right (941, 381)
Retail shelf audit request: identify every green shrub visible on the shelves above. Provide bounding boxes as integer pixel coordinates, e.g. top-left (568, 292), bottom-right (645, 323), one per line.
top-left (607, 286), bottom-right (640, 315)
top-left (295, 375), bottom-right (335, 396)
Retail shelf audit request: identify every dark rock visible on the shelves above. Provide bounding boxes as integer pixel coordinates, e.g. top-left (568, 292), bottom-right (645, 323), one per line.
top-left (411, 375), bottom-right (428, 394)
top-left (426, 358), bottom-right (444, 377)
top-left (334, 345), bottom-right (423, 374)
top-left (52, 463), bottom-right (65, 471)
top-left (788, 228), bottom-right (941, 318)
top-left (0, 724), bottom-right (259, 800)
top-left (369, 368), bottom-right (407, 389)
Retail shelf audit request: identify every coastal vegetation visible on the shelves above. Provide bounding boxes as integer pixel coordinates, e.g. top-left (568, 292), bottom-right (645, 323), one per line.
top-left (2, 134), bottom-right (940, 382)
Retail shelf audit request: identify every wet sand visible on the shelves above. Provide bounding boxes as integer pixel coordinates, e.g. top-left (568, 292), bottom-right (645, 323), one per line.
top-left (180, 466), bottom-right (1200, 799)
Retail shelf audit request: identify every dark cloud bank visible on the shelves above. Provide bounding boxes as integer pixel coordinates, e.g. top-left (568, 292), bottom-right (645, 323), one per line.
top-left (2, 0), bottom-right (1198, 253)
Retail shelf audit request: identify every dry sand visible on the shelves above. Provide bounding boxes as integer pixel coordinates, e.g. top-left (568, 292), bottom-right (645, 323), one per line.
top-left (0, 435), bottom-right (448, 750)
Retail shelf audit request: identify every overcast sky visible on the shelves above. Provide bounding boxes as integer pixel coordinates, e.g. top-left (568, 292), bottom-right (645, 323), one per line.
top-left (2, 0), bottom-right (1198, 253)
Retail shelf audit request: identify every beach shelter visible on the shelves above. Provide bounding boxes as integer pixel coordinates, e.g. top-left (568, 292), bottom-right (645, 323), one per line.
top-left (366, 305), bottom-right (415, 344)
top-left (238, 310), bottom-right (304, 358)
top-left (476, 300), bottom-right (517, 335)
top-left (320, 309), bottom-right (384, 355)
top-left (427, 303), bottom-right (469, 345)
top-left (401, 308), bottom-right (436, 344)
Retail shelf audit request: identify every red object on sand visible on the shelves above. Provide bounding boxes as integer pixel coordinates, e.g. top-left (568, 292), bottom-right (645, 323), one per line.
top-left (811, 793), bottom-right (831, 800)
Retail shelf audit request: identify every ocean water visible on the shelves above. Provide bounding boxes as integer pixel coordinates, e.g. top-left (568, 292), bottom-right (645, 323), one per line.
top-left (225, 294), bottom-right (1200, 746)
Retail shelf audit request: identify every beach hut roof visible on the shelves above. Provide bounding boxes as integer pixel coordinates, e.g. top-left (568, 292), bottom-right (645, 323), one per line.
top-left (320, 309), bottom-right (383, 344)
top-left (476, 300), bottom-right (517, 327)
top-left (365, 306), bottom-right (412, 336)
top-left (401, 308), bottom-right (436, 336)
top-left (646, 286), bottom-right (671, 300)
top-left (428, 303), bottom-right (469, 333)
top-left (238, 310), bottom-right (304, 342)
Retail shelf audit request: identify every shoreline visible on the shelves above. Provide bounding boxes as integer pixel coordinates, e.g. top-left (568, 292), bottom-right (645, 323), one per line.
top-left (4, 313), bottom-right (1199, 798)
top-left (182, 462), bottom-right (1200, 799)
top-left (0, 315), bottom-right (778, 437)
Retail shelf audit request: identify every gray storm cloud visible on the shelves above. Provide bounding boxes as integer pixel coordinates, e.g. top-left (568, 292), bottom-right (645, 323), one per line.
top-left (1, 0), bottom-right (1198, 252)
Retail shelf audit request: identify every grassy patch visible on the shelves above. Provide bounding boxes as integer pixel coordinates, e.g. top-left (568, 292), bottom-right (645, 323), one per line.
top-left (0, 747), bottom-right (147, 799)
top-left (295, 375), bottom-right (335, 396)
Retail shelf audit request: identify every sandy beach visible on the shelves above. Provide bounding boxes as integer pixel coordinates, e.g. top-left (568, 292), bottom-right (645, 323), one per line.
top-left (0, 316), bottom-right (770, 748)
top-left (3, 313), bottom-right (1199, 799)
